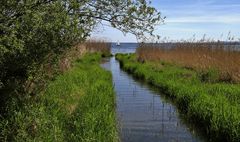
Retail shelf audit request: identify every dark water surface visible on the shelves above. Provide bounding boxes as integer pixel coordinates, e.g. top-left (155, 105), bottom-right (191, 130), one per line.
top-left (101, 44), bottom-right (205, 142)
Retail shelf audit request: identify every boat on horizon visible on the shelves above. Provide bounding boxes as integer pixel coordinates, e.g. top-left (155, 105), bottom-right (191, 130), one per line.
top-left (116, 41), bottom-right (120, 46)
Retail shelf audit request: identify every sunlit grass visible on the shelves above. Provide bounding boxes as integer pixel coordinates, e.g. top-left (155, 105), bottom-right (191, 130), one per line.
top-left (0, 53), bottom-right (118, 141)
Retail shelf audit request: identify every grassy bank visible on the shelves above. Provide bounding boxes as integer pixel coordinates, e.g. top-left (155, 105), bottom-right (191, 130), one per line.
top-left (116, 53), bottom-right (240, 142)
top-left (137, 42), bottom-right (240, 82)
top-left (0, 53), bottom-right (118, 141)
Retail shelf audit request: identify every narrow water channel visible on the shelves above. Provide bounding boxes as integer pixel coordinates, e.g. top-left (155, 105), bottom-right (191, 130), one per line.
top-left (101, 45), bottom-right (205, 142)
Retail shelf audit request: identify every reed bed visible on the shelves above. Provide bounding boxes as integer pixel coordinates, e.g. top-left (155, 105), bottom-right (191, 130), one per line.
top-left (137, 42), bottom-right (240, 82)
top-left (85, 40), bottom-right (111, 57)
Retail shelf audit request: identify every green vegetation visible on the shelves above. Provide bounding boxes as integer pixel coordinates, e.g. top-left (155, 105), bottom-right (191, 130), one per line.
top-left (1, 1), bottom-right (164, 141)
top-left (137, 42), bottom-right (240, 83)
top-left (1, 0), bottom-right (163, 95)
top-left (1, 2), bottom-right (162, 138)
top-left (0, 53), bottom-right (118, 141)
top-left (116, 53), bottom-right (240, 142)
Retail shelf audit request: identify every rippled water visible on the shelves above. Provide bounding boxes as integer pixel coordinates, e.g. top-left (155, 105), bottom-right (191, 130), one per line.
top-left (101, 45), bottom-right (205, 142)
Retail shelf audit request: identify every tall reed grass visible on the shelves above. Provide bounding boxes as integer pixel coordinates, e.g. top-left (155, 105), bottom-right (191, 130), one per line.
top-left (137, 42), bottom-right (240, 82)
top-left (85, 40), bottom-right (111, 57)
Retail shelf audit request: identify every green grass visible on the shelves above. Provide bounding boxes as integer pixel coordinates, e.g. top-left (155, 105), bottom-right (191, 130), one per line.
top-left (116, 53), bottom-right (240, 142)
top-left (0, 53), bottom-right (118, 142)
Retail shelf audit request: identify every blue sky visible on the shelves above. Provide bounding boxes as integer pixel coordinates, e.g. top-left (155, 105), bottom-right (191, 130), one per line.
top-left (91, 0), bottom-right (240, 42)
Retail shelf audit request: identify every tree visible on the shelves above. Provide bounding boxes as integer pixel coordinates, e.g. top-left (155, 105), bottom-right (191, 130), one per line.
top-left (74, 0), bottom-right (164, 39)
top-left (0, 0), bottom-right (163, 90)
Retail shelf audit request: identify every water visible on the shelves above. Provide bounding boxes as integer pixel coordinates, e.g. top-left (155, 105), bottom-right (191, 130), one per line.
top-left (110, 42), bottom-right (240, 53)
top-left (111, 43), bottom-right (138, 54)
top-left (101, 44), bottom-right (205, 142)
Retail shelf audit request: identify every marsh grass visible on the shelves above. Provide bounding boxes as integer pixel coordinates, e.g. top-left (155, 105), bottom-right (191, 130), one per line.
top-left (3, 40), bottom-right (111, 101)
top-left (137, 42), bottom-right (240, 83)
top-left (85, 40), bottom-right (111, 57)
top-left (116, 53), bottom-right (240, 142)
top-left (0, 53), bottom-right (118, 141)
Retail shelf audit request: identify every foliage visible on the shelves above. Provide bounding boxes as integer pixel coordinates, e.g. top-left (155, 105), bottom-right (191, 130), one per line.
top-left (116, 53), bottom-right (240, 142)
top-left (0, 0), bottom-right (163, 113)
top-left (0, 53), bottom-right (118, 141)
top-left (1, 0), bottom-right (162, 140)
top-left (1, 0), bottom-right (89, 95)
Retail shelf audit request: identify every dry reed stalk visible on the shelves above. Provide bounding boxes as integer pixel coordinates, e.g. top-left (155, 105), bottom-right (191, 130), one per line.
top-left (137, 42), bottom-right (240, 82)
top-left (85, 39), bottom-right (111, 54)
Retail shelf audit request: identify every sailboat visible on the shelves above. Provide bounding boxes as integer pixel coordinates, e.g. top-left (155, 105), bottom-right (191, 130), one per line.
top-left (116, 41), bottom-right (120, 46)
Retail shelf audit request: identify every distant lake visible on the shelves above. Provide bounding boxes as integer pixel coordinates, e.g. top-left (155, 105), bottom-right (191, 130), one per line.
top-left (111, 42), bottom-right (240, 53)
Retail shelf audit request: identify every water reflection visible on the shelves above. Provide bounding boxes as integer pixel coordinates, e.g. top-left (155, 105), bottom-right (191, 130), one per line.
top-left (101, 56), bottom-right (204, 142)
